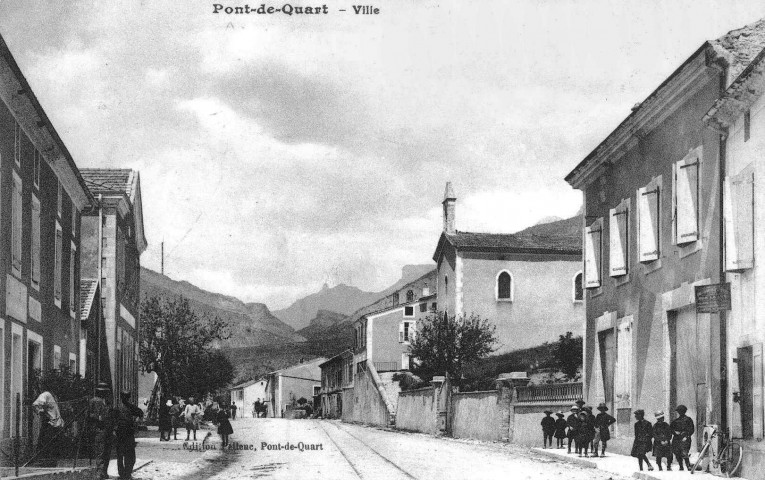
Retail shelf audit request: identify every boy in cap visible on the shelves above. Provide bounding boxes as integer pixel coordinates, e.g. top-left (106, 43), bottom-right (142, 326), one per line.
top-left (541, 410), bottom-right (556, 448)
top-left (670, 404), bottom-right (694, 471)
top-left (554, 412), bottom-right (567, 449)
top-left (652, 410), bottom-right (673, 471)
top-left (592, 403), bottom-right (615, 457)
top-left (566, 406), bottom-right (580, 454)
top-left (630, 409), bottom-right (654, 471)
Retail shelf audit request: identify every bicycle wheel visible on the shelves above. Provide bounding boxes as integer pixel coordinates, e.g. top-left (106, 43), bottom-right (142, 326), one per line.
top-left (719, 441), bottom-right (743, 478)
top-left (691, 441), bottom-right (711, 474)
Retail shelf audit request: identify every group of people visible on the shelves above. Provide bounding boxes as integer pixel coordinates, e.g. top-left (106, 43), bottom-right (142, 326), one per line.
top-left (540, 400), bottom-right (696, 473)
top-left (541, 399), bottom-right (615, 457)
top-left (157, 395), bottom-right (235, 447)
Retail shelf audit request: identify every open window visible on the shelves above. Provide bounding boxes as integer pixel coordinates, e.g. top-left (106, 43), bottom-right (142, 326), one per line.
top-left (673, 150), bottom-right (701, 245)
top-left (496, 271), bottom-right (513, 301)
top-left (399, 320), bottom-right (416, 343)
top-left (725, 165), bottom-right (754, 272)
top-left (585, 218), bottom-right (603, 288)
top-left (638, 177), bottom-right (661, 263)
top-left (609, 199), bottom-right (630, 277)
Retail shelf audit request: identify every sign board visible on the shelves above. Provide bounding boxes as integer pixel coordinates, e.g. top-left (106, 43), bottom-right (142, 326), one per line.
top-left (695, 283), bottom-right (731, 314)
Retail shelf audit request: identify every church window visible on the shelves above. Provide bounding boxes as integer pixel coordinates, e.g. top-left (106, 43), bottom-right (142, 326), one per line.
top-left (496, 271), bottom-right (513, 301)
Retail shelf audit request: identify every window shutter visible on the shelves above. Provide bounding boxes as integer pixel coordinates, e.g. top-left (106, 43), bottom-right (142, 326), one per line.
top-left (585, 222), bottom-right (602, 288)
top-left (638, 185), bottom-right (660, 262)
top-left (725, 169), bottom-right (754, 271)
top-left (55, 225), bottom-right (62, 301)
top-left (754, 343), bottom-right (763, 441)
top-left (609, 206), bottom-right (628, 277)
top-left (675, 159), bottom-right (699, 244)
top-left (11, 174), bottom-right (22, 274)
top-left (399, 322), bottom-right (404, 343)
top-left (410, 322), bottom-right (416, 343)
top-left (31, 198), bottom-right (40, 286)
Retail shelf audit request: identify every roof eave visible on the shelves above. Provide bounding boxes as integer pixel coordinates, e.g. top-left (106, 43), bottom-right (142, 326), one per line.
top-left (704, 45), bottom-right (765, 130)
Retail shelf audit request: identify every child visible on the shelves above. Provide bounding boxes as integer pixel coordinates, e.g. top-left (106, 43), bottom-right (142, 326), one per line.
top-left (631, 409), bottom-right (654, 471)
top-left (217, 404), bottom-right (234, 447)
top-left (576, 411), bottom-right (593, 457)
top-left (593, 403), bottom-right (615, 457)
top-left (541, 410), bottom-right (556, 448)
top-left (169, 398), bottom-right (181, 440)
top-left (652, 411), bottom-right (672, 471)
top-left (554, 412), bottom-right (567, 449)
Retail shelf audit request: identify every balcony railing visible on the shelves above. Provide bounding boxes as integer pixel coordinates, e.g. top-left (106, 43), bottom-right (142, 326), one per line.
top-left (373, 362), bottom-right (399, 372)
top-left (516, 382), bottom-right (582, 403)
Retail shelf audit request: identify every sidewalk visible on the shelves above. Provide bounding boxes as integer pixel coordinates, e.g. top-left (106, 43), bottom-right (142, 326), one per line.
top-left (106, 458), bottom-right (152, 478)
top-left (532, 447), bottom-right (750, 480)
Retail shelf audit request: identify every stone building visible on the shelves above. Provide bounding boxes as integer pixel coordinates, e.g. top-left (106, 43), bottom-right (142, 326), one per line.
top-left (319, 350), bottom-right (353, 418)
top-left (0, 33), bottom-right (94, 440)
top-left (433, 182), bottom-right (583, 353)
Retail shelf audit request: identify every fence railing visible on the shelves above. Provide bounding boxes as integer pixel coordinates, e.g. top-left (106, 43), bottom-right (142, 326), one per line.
top-left (373, 362), bottom-right (399, 372)
top-left (516, 382), bottom-right (582, 403)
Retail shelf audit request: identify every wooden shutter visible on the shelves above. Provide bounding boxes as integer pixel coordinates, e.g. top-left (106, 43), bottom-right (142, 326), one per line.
top-left (755, 343), bottom-right (763, 441)
top-left (31, 197), bottom-right (40, 286)
top-left (675, 158), bottom-right (699, 244)
top-left (11, 174), bottom-right (22, 274)
top-left (609, 205), bottom-right (628, 276)
top-left (638, 184), bottom-right (660, 262)
top-left (585, 221), bottom-right (602, 288)
top-left (725, 168), bottom-right (754, 271)
top-left (55, 225), bottom-right (62, 301)
top-left (399, 322), bottom-right (404, 343)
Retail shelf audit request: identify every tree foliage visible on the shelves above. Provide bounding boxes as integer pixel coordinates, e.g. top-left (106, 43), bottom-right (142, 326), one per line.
top-left (139, 296), bottom-right (232, 400)
top-left (552, 331), bottom-right (583, 380)
top-left (408, 311), bottom-right (497, 385)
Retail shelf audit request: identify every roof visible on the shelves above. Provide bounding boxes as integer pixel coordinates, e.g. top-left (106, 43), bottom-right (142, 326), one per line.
top-left (80, 169), bottom-right (135, 197)
top-left (319, 349), bottom-right (353, 368)
top-left (566, 16), bottom-right (765, 188)
top-left (705, 45), bottom-right (765, 129)
top-left (79, 279), bottom-right (98, 321)
top-left (230, 378), bottom-right (263, 390)
top-left (433, 215), bottom-right (582, 261)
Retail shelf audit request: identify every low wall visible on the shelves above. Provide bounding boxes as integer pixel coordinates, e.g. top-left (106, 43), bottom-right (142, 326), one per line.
top-left (511, 402), bottom-right (572, 447)
top-left (345, 368), bottom-right (390, 427)
top-left (396, 387), bottom-right (437, 434)
top-left (450, 390), bottom-right (503, 441)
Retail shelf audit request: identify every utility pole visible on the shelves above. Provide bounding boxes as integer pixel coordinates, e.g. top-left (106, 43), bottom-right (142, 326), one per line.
top-left (161, 240), bottom-right (164, 275)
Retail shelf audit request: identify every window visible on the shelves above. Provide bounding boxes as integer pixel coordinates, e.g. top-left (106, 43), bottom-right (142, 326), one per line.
top-left (725, 166), bottom-right (754, 271)
top-left (11, 172), bottom-right (22, 276)
top-left (735, 344), bottom-right (763, 440)
top-left (406, 290), bottom-right (414, 302)
top-left (69, 353), bottom-right (77, 371)
top-left (573, 272), bottom-right (583, 302)
top-left (745, 110), bottom-right (751, 142)
top-left (444, 275), bottom-right (448, 294)
top-left (431, 302), bottom-right (437, 311)
top-left (402, 353), bottom-right (411, 371)
top-left (72, 207), bottom-right (77, 237)
top-left (585, 218), bottom-right (603, 288)
top-left (404, 306), bottom-right (414, 317)
top-left (54, 223), bottom-right (62, 306)
top-left (392, 292), bottom-right (399, 306)
top-left (54, 345), bottom-right (61, 369)
top-left (57, 181), bottom-right (63, 218)
top-left (33, 150), bottom-right (40, 189)
top-left (673, 150), bottom-right (701, 245)
top-left (637, 177), bottom-right (661, 262)
top-left (419, 302), bottom-right (427, 313)
top-left (399, 320), bottom-right (416, 343)
top-left (14, 122), bottom-right (21, 167)
top-left (70, 243), bottom-right (77, 315)
top-left (496, 271), bottom-right (513, 301)
top-left (313, 386), bottom-right (321, 397)
top-left (31, 196), bottom-right (40, 289)
top-left (609, 199), bottom-right (630, 277)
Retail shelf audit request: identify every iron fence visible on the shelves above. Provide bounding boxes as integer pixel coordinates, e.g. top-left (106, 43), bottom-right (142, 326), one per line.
top-left (515, 382), bottom-right (582, 403)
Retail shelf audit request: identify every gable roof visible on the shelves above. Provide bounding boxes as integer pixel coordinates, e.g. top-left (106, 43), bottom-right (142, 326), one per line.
top-left (705, 44), bottom-right (765, 129)
top-left (79, 279), bottom-right (99, 321)
top-left (433, 215), bottom-right (582, 261)
top-left (566, 17), bottom-right (765, 189)
top-left (80, 169), bottom-right (135, 197)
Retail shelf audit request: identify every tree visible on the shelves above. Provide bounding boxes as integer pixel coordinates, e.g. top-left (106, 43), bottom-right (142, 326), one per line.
top-left (408, 311), bottom-right (497, 385)
top-left (552, 331), bottom-right (583, 380)
top-left (139, 296), bottom-right (232, 405)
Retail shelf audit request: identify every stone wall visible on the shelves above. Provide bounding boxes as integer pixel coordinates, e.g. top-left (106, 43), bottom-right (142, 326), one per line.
top-left (450, 390), bottom-right (503, 441)
top-left (396, 387), bottom-right (437, 434)
top-left (343, 366), bottom-right (390, 427)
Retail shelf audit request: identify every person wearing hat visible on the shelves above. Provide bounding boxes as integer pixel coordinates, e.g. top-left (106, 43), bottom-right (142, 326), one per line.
top-left (576, 410), bottom-right (594, 457)
top-left (158, 397), bottom-right (172, 441)
top-left (566, 406), bottom-right (580, 454)
top-left (670, 404), bottom-right (694, 471)
top-left (540, 410), bottom-right (556, 448)
top-left (114, 390), bottom-right (144, 480)
top-left (592, 403), bottom-right (615, 457)
top-left (631, 409), bottom-right (654, 471)
top-left (88, 382), bottom-right (114, 479)
top-left (583, 406), bottom-right (596, 452)
top-left (554, 412), bottom-right (567, 449)
top-left (652, 411), bottom-right (673, 471)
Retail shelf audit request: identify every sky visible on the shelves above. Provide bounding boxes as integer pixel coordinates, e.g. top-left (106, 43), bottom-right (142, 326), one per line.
top-left (1, 0), bottom-right (764, 309)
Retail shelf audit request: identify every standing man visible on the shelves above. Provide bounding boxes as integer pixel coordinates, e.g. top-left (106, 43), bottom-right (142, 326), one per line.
top-left (230, 402), bottom-right (237, 420)
top-left (592, 403), bottom-right (615, 457)
top-left (670, 404), bottom-right (694, 471)
top-left (566, 405), bottom-right (580, 454)
top-left (114, 390), bottom-right (144, 480)
top-left (88, 383), bottom-right (114, 479)
top-left (541, 410), bottom-right (556, 448)
top-left (652, 411), bottom-right (673, 471)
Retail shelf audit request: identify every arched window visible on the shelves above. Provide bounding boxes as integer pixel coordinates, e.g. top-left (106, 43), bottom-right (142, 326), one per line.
top-left (573, 271), bottom-right (584, 302)
top-left (406, 290), bottom-right (414, 302)
top-left (444, 275), bottom-right (448, 294)
top-left (496, 271), bottom-right (513, 301)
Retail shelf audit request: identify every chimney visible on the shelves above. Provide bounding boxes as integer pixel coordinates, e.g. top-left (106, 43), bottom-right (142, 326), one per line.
top-left (442, 182), bottom-right (456, 234)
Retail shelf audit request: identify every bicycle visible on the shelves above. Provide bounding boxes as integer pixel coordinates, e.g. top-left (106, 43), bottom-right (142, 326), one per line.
top-left (691, 425), bottom-right (743, 478)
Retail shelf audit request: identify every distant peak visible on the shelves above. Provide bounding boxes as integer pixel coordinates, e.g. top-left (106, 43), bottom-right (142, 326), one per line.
top-left (322, 283), bottom-right (329, 290)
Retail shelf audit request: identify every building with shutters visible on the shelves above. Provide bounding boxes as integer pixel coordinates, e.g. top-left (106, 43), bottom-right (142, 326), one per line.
top-left (264, 358), bottom-right (325, 418)
top-left (319, 350), bottom-right (353, 418)
top-left (0, 34), bottom-right (95, 443)
top-left (432, 182), bottom-right (583, 354)
top-left (79, 169), bottom-right (147, 404)
top-left (704, 43), bottom-right (765, 476)
top-left (565, 19), bottom-right (765, 466)
top-left (229, 377), bottom-right (267, 418)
